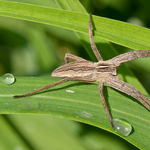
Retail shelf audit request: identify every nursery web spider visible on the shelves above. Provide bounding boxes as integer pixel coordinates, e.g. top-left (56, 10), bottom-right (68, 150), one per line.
top-left (14, 14), bottom-right (150, 129)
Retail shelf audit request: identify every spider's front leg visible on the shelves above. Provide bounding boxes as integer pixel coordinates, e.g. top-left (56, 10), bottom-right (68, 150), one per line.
top-left (88, 14), bottom-right (103, 61)
top-left (13, 78), bottom-right (69, 98)
top-left (98, 82), bottom-right (114, 129)
top-left (109, 50), bottom-right (150, 66)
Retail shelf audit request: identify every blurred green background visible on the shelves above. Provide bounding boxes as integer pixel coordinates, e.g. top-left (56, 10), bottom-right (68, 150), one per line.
top-left (0, 0), bottom-right (150, 149)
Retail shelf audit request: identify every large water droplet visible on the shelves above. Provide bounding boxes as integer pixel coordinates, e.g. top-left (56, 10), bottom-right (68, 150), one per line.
top-left (2, 73), bottom-right (15, 85)
top-left (113, 119), bottom-right (132, 136)
top-left (14, 99), bottom-right (39, 111)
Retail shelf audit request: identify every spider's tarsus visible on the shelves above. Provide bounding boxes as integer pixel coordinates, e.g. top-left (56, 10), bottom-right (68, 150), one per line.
top-left (13, 95), bottom-right (25, 98)
top-left (89, 13), bottom-right (92, 18)
top-left (89, 13), bottom-right (92, 24)
top-left (111, 121), bottom-right (115, 129)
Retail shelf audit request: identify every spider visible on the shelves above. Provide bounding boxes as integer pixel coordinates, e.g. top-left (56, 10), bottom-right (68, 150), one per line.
top-left (14, 14), bottom-right (150, 129)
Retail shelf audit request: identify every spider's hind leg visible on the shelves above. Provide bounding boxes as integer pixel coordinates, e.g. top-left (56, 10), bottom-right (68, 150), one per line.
top-left (105, 76), bottom-right (150, 111)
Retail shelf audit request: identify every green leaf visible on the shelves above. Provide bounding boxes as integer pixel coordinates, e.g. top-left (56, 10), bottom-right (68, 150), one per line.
top-left (0, 76), bottom-right (150, 149)
top-left (0, 1), bottom-right (150, 50)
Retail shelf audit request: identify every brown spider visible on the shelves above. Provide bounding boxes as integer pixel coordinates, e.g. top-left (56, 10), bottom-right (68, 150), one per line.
top-left (14, 14), bottom-right (150, 129)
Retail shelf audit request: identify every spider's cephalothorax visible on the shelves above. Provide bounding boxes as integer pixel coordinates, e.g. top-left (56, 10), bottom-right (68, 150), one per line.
top-left (14, 14), bottom-right (150, 129)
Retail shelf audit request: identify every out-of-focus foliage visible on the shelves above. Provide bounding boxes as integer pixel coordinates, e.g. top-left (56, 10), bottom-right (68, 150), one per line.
top-left (0, 0), bottom-right (81, 76)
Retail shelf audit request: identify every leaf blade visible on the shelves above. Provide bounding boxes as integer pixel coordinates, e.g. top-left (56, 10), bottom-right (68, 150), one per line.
top-left (0, 1), bottom-right (150, 49)
top-left (1, 76), bottom-right (150, 149)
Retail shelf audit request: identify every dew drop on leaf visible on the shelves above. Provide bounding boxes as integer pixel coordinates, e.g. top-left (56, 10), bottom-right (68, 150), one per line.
top-left (74, 111), bottom-right (94, 119)
top-left (14, 99), bottom-right (39, 111)
top-left (113, 119), bottom-right (132, 136)
top-left (2, 73), bottom-right (15, 85)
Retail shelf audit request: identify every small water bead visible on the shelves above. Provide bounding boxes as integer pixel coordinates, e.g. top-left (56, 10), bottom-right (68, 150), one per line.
top-left (75, 111), bottom-right (94, 119)
top-left (14, 99), bottom-right (39, 111)
top-left (2, 73), bottom-right (15, 85)
top-left (66, 90), bottom-right (74, 93)
top-left (113, 119), bottom-right (132, 136)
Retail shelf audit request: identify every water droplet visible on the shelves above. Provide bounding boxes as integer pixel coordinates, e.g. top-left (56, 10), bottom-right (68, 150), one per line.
top-left (14, 99), bottom-right (39, 111)
top-left (59, 115), bottom-right (64, 118)
top-left (113, 119), bottom-right (132, 136)
top-left (2, 73), bottom-right (15, 85)
top-left (66, 89), bottom-right (74, 93)
top-left (74, 111), bottom-right (94, 119)
top-left (14, 146), bottom-right (24, 150)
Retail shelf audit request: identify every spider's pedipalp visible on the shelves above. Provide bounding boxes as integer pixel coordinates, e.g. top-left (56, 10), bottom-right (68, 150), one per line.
top-left (65, 53), bottom-right (86, 64)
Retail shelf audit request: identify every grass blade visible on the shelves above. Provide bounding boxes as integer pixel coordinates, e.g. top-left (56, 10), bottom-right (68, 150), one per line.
top-left (0, 76), bottom-right (150, 149)
top-left (0, 1), bottom-right (150, 50)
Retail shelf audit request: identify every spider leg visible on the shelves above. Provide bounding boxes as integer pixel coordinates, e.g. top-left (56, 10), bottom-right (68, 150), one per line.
top-left (14, 78), bottom-right (69, 98)
top-left (65, 53), bottom-right (86, 64)
top-left (105, 76), bottom-right (150, 110)
top-left (109, 50), bottom-right (150, 66)
top-left (98, 82), bottom-right (114, 129)
top-left (88, 14), bottom-right (103, 61)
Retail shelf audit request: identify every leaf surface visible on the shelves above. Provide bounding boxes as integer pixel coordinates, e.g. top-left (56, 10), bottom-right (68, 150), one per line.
top-left (0, 76), bottom-right (150, 149)
top-left (0, 1), bottom-right (150, 50)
